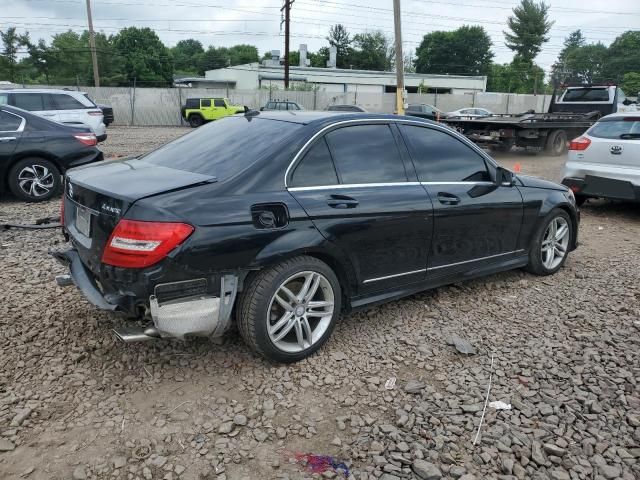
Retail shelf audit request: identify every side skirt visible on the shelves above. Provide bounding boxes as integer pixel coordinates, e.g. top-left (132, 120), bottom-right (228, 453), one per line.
top-left (347, 253), bottom-right (530, 312)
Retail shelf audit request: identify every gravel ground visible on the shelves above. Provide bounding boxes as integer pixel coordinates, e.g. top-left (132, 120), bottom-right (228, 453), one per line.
top-left (1, 127), bottom-right (639, 480)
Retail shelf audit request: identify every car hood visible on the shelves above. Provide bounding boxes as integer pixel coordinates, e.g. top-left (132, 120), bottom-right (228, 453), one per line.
top-left (67, 157), bottom-right (217, 203)
top-left (517, 174), bottom-right (567, 191)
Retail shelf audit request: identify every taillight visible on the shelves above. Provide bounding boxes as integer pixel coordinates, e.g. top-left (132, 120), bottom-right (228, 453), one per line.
top-left (87, 110), bottom-right (103, 116)
top-left (569, 136), bottom-right (591, 151)
top-left (74, 133), bottom-right (97, 146)
top-left (102, 220), bottom-right (194, 268)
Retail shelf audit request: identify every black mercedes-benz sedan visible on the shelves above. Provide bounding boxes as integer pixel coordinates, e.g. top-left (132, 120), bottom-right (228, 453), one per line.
top-left (0, 105), bottom-right (102, 202)
top-left (54, 112), bottom-right (579, 362)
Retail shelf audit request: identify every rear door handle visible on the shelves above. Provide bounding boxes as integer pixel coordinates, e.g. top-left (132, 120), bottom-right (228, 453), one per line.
top-left (437, 192), bottom-right (461, 205)
top-left (42, 113), bottom-right (56, 117)
top-left (327, 194), bottom-right (359, 209)
top-left (0, 137), bottom-right (16, 143)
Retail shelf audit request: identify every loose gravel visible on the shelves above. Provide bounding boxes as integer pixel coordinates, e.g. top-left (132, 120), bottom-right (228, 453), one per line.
top-left (1, 127), bottom-right (639, 480)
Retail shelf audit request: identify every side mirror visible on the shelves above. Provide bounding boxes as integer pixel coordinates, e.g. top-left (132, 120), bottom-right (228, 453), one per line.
top-left (259, 107), bottom-right (264, 111)
top-left (496, 166), bottom-right (516, 186)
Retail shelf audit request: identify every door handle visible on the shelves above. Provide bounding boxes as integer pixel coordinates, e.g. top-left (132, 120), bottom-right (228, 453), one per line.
top-left (437, 192), bottom-right (461, 205)
top-left (42, 113), bottom-right (56, 117)
top-left (0, 137), bottom-right (16, 142)
top-left (327, 194), bottom-right (359, 209)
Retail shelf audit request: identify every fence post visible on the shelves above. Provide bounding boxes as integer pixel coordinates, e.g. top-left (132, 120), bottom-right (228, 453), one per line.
top-left (472, 90), bottom-right (476, 107)
top-left (129, 78), bottom-right (137, 126)
top-left (178, 87), bottom-right (183, 127)
top-left (505, 93), bottom-right (511, 114)
top-left (313, 86), bottom-right (317, 110)
top-left (434, 89), bottom-right (438, 107)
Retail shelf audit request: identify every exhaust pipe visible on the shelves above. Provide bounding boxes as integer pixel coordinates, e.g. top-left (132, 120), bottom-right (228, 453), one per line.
top-left (113, 326), bottom-right (161, 343)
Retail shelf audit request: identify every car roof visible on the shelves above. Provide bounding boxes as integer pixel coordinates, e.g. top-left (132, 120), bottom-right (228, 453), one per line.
top-left (254, 111), bottom-right (438, 126)
top-left (599, 111), bottom-right (640, 119)
top-left (1, 88), bottom-right (86, 95)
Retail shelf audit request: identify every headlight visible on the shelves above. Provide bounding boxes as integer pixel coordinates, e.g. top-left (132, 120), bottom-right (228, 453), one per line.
top-left (564, 188), bottom-right (575, 204)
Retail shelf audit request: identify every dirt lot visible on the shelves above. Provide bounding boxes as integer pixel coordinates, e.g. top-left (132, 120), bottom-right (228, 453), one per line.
top-left (1, 127), bottom-right (639, 480)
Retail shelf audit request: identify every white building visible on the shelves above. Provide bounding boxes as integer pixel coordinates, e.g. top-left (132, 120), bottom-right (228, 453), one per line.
top-left (204, 51), bottom-right (486, 94)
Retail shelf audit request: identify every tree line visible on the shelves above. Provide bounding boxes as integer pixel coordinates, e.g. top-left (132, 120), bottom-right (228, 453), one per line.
top-left (0, 0), bottom-right (638, 94)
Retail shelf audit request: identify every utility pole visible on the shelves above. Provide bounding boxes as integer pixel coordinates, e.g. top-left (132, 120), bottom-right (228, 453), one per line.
top-left (281, 0), bottom-right (294, 89)
top-left (393, 0), bottom-right (405, 115)
top-left (85, 0), bottom-right (100, 87)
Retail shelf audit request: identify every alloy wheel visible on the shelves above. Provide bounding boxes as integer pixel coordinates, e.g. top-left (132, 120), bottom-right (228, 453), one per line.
top-left (18, 164), bottom-right (55, 198)
top-left (267, 271), bottom-right (335, 353)
top-left (541, 217), bottom-right (570, 270)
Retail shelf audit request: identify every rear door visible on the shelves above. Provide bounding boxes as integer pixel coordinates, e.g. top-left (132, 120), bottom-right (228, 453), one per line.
top-left (11, 92), bottom-right (60, 122)
top-left (0, 109), bottom-right (24, 159)
top-left (399, 123), bottom-right (523, 276)
top-left (200, 99), bottom-right (214, 119)
top-left (212, 98), bottom-right (227, 119)
top-left (52, 93), bottom-right (98, 128)
top-left (288, 122), bottom-right (433, 295)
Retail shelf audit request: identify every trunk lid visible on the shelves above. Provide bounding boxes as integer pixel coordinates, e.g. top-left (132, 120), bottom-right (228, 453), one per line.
top-left (64, 158), bottom-right (216, 274)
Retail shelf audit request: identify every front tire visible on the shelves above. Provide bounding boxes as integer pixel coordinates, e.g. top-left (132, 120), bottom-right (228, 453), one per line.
top-left (526, 209), bottom-right (573, 276)
top-left (8, 158), bottom-right (61, 202)
top-left (237, 256), bottom-right (342, 363)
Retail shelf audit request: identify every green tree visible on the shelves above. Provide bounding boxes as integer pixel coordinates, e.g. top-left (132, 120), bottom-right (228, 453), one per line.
top-left (604, 31), bottom-right (640, 82)
top-left (113, 27), bottom-right (173, 86)
top-left (414, 25), bottom-right (494, 75)
top-left (504, 0), bottom-right (553, 63)
top-left (327, 24), bottom-right (352, 68)
top-left (622, 72), bottom-right (640, 97)
top-left (0, 27), bottom-right (30, 82)
top-left (350, 31), bottom-right (392, 71)
top-left (564, 43), bottom-right (608, 84)
top-left (487, 58), bottom-right (545, 94)
top-left (288, 50), bottom-right (300, 67)
top-left (26, 39), bottom-right (55, 83)
top-left (227, 44), bottom-right (259, 65)
top-left (550, 30), bottom-right (586, 84)
top-left (48, 30), bottom-right (91, 84)
top-left (171, 39), bottom-right (204, 75)
top-left (308, 47), bottom-right (330, 68)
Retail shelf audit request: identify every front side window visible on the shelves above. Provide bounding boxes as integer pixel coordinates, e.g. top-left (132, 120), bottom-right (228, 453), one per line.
top-left (325, 124), bottom-right (407, 184)
top-left (52, 94), bottom-right (86, 110)
top-left (214, 99), bottom-right (225, 107)
top-left (0, 111), bottom-right (22, 131)
top-left (290, 138), bottom-right (338, 187)
top-left (201, 99), bottom-right (211, 107)
top-left (400, 124), bottom-right (491, 182)
top-left (13, 93), bottom-right (45, 111)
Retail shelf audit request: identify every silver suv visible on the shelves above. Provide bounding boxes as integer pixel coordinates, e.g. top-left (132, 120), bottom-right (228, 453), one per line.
top-left (0, 89), bottom-right (107, 142)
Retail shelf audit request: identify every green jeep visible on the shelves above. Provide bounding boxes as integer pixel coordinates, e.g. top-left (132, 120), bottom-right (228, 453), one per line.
top-left (181, 97), bottom-right (245, 128)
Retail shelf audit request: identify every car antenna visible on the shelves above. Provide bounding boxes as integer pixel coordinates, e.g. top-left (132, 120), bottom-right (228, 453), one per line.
top-left (244, 106), bottom-right (260, 117)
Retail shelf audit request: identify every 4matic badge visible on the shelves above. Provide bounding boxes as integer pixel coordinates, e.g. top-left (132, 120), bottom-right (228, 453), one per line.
top-left (101, 203), bottom-right (121, 215)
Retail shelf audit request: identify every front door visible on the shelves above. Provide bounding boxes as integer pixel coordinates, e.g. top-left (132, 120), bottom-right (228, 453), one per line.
top-left (399, 123), bottom-right (523, 276)
top-left (0, 110), bottom-right (23, 157)
top-left (288, 123), bottom-right (433, 295)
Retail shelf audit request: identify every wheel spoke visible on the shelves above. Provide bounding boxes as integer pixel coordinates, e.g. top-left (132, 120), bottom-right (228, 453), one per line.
top-left (274, 293), bottom-right (294, 311)
top-left (556, 242), bottom-right (567, 253)
top-left (293, 320), bottom-right (305, 349)
top-left (302, 274), bottom-right (322, 303)
top-left (301, 317), bottom-right (313, 345)
top-left (296, 272), bottom-right (316, 302)
top-left (279, 285), bottom-right (297, 303)
top-left (271, 313), bottom-right (296, 342)
top-left (555, 223), bottom-right (568, 241)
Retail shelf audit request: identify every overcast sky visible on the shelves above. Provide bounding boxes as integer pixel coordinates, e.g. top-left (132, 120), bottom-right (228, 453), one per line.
top-left (4, 0), bottom-right (640, 73)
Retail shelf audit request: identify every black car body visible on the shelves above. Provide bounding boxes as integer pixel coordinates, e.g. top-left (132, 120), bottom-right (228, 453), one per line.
top-left (405, 103), bottom-right (447, 121)
top-left (260, 101), bottom-right (303, 111)
top-left (0, 105), bottom-right (103, 201)
top-left (97, 104), bottom-right (114, 127)
top-left (55, 112), bottom-right (579, 362)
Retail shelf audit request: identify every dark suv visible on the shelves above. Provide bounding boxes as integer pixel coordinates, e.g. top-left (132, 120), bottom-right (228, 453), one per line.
top-left (261, 100), bottom-right (303, 111)
top-left (55, 112), bottom-right (579, 363)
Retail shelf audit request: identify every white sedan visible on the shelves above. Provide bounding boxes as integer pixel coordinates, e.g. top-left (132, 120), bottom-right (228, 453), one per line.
top-left (562, 112), bottom-right (640, 205)
top-left (446, 107), bottom-right (493, 119)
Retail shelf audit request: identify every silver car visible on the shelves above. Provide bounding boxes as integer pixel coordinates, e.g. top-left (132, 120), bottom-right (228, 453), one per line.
top-left (562, 112), bottom-right (640, 205)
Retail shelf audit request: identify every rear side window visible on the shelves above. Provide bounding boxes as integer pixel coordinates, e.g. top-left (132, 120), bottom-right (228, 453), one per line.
top-left (0, 94), bottom-right (7, 105)
top-left (277, 103), bottom-right (287, 110)
top-left (214, 99), bottom-right (225, 107)
top-left (400, 125), bottom-right (490, 182)
top-left (52, 94), bottom-right (86, 110)
top-left (562, 88), bottom-right (610, 102)
top-left (12, 93), bottom-right (47, 111)
top-left (186, 98), bottom-right (199, 108)
top-left (589, 117), bottom-right (640, 139)
top-left (325, 124), bottom-right (407, 184)
top-left (291, 138), bottom-right (338, 187)
top-left (141, 117), bottom-right (302, 179)
top-left (265, 102), bottom-right (275, 109)
top-left (201, 99), bottom-right (211, 107)
top-left (0, 111), bottom-right (22, 131)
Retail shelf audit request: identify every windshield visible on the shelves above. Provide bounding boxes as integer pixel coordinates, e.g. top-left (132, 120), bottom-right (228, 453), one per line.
top-left (562, 88), bottom-right (610, 102)
top-left (140, 116), bottom-right (302, 178)
top-left (589, 117), bottom-right (640, 139)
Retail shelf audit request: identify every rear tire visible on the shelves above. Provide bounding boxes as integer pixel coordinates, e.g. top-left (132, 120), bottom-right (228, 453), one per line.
top-left (188, 114), bottom-right (204, 128)
top-left (8, 157), bottom-right (61, 202)
top-left (237, 256), bottom-right (342, 363)
top-left (545, 130), bottom-right (568, 156)
top-left (526, 209), bottom-right (573, 276)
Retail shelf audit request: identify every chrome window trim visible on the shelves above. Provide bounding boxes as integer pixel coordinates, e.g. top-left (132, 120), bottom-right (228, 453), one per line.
top-left (420, 181), bottom-right (494, 186)
top-left (363, 268), bottom-right (427, 284)
top-left (427, 249), bottom-right (525, 271)
top-left (0, 110), bottom-right (26, 133)
top-left (288, 182), bottom-right (421, 192)
top-left (283, 117), bottom-right (498, 188)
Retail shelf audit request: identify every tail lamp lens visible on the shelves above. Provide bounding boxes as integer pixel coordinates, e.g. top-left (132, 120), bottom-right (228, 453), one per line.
top-left (74, 133), bottom-right (97, 146)
top-left (569, 136), bottom-right (591, 151)
top-left (102, 220), bottom-right (194, 268)
top-left (87, 110), bottom-right (103, 116)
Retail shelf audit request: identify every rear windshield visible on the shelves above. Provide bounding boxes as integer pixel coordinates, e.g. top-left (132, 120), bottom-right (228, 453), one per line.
top-left (140, 116), bottom-right (302, 178)
top-left (589, 117), bottom-right (640, 139)
top-left (562, 88), bottom-right (610, 102)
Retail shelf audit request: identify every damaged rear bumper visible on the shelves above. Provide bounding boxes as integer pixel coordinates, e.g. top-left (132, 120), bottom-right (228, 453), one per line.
top-left (51, 248), bottom-right (239, 340)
